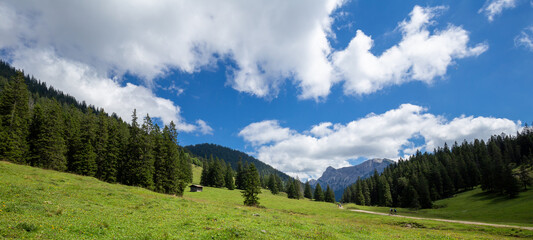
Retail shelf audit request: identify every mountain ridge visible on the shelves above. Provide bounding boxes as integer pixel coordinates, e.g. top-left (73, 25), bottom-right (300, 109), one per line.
top-left (311, 158), bottom-right (394, 200)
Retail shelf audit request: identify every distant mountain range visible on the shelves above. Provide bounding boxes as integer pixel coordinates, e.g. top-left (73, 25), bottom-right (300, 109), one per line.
top-left (309, 158), bottom-right (394, 201)
top-left (184, 143), bottom-right (293, 182)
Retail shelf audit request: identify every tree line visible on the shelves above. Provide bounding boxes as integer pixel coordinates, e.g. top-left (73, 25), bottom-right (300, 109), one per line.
top-left (0, 69), bottom-right (193, 196)
top-left (341, 130), bottom-right (533, 209)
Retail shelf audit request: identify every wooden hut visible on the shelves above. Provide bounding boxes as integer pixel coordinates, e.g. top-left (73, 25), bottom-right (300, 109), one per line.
top-left (189, 184), bottom-right (203, 192)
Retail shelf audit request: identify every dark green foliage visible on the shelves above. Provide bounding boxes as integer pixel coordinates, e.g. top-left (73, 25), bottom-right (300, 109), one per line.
top-left (304, 181), bottom-right (313, 199)
top-left (95, 110), bottom-right (109, 180)
top-left (242, 163), bottom-right (261, 206)
top-left (0, 71), bottom-right (30, 163)
top-left (518, 165), bottom-right (531, 190)
top-left (235, 159), bottom-right (245, 190)
top-left (342, 128), bottom-right (533, 208)
top-left (324, 185), bottom-right (335, 203)
top-left (268, 174), bottom-right (279, 194)
top-left (0, 60), bottom-right (196, 199)
top-left (287, 178), bottom-right (301, 199)
top-left (225, 163), bottom-right (235, 190)
top-left (70, 110), bottom-right (97, 176)
top-left (185, 143), bottom-right (292, 182)
top-left (28, 100), bottom-right (67, 171)
top-left (314, 183), bottom-right (324, 201)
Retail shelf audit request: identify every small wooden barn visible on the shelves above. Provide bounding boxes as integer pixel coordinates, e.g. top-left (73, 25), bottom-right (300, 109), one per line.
top-left (189, 184), bottom-right (203, 192)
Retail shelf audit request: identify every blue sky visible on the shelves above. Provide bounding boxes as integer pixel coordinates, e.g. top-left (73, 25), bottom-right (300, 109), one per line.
top-left (1, 0), bottom-right (532, 179)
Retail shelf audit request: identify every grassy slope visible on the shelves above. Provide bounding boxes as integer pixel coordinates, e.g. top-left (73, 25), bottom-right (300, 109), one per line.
top-left (347, 187), bottom-right (533, 227)
top-left (1, 162), bottom-right (532, 239)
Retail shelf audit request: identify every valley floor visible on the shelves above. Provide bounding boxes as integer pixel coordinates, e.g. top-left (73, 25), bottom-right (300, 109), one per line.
top-left (1, 161), bottom-right (532, 239)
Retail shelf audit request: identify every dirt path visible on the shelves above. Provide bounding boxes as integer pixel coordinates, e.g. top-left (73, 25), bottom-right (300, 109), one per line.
top-left (349, 209), bottom-right (533, 231)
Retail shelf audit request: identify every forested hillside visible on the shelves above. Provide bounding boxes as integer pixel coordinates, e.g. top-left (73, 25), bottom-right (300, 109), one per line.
top-left (185, 143), bottom-right (292, 181)
top-left (0, 60), bottom-right (193, 196)
top-left (342, 131), bottom-right (533, 209)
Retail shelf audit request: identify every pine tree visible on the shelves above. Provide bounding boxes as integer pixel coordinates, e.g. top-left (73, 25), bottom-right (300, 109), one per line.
top-left (268, 174), bottom-right (279, 194)
top-left (95, 110), bottom-right (109, 180)
top-left (70, 109), bottom-right (97, 176)
top-left (314, 183), bottom-right (324, 201)
top-left (100, 118), bottom-right (121, 183)
top-left (294, 178), bottom-right (302, 199)
top-left (235, 159), bottom-right (245, 189)
top-left (362, 180), bottom-right (371, 206)
top-left (0, 71), bottom-right (30, 163)
top-left (324, 185), bottom-right (335, 203)
top-left (518, 165), bottom-right (532, 190)
top-left (304, 181), bottom-right (313, 199)
top-left (28, 100), bottom-right (67, 171)
top-left (242, 163), bottom-right (261, 206)
top-left (225, 163), bottom-right (235, 190)
top-left (287, 180), bottom-right (297, 199)
top-left (200, 159), bottom-right (209, 186)
top-left (407, 185), bottom-right (421, 209)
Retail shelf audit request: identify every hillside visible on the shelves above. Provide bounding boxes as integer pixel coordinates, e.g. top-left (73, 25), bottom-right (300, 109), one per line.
top-left (311, 158), bottom-right (393, 200)
top-left (185, 143), bottom-right (292, 181)
top-left (347, 186), bottom-right (533, 227)
top-left (2, 161), bottom-right (532, 239)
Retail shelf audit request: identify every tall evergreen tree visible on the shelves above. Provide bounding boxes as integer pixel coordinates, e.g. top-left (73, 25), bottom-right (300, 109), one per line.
top-left (324, 185), bottom-right (335, 203)
top-left (242, 163), bottom-right (261, 206)
top-left (314, 183), bottom-right (324, 201)
top-left (70, 109), bottom-right (97, 176)
top-left (28, 100), bottom-right (67, 171)
top-left (0, 71), bottom-right (30, 163)
top-left (304, 181), bottom-right (313, 199)
top-left (95, 110), bottom-right (109, 180)
top-left (268, 174), bottom-right (279, 194)
top-left (225, 163), bottom-right (235, 190)
top-left (100, 118), bottom-right (121, 183)
top-left (235, 159), bottom-right (245, 189)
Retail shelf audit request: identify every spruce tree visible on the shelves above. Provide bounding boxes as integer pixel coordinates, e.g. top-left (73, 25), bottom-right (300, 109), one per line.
top-left (314, 183), bottom-right (324, 201)
top-left (0, 71), bottom-right (30, 163)
top-left (200, 159), bottom-right (209, 186)
top-left (294, 178), bottom-right (302, 199)
top-left (235, 159), bottom-right (245, 189)
top-left (242, 163), bottom-right (261, 206)
top-left (355, 181), bottom-right (365, 205)
top-left (225, 163), bottom-right (235, 190)
top-left (362, 180), bottom-right (371, 206)
top-left (304, 181), bottom-right (313, 199)
top-left (28, 100), bottom-right (67, 171)
top-left (324, 185), bottom-right (335, 203)
top-left (70, 109), bottom-right (97, 176)
top-left (95, 110), bottom-right (109, 180)
top-left (268, 174), bottom-right (279, 194)
top-left (100, 118), bottom-right (121, 183)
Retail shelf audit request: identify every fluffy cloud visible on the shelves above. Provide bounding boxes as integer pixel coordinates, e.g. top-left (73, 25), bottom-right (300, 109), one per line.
top-left (10, 48), bottom-right (207, 132)
top-left (240, 104), bottom-right (520, 179)
top-left (333, 6), bottom-right (488, 95)
top-left (1, 2), bottom-right (486, 102)
top-left (239, 120), bottom-right (293, 146)
top-left (479, 0), bottom-right (517, 22)
top-left (0, 0), bottom-right (343, 101)
top-left (515, 26), bottom-right (533, 51)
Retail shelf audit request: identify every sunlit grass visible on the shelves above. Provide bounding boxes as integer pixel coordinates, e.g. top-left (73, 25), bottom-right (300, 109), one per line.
top-left (1, 161), bottom-right (531, 239)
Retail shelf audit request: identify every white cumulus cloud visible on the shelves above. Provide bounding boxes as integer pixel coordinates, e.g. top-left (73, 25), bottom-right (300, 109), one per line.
top-left (333, 5), bottom-right (488, 95)
top-left (479, 0), bottom-right (517, 22)
top-left (239, 104), bottom-right (520, 179)
top-left (11, 48), bottom-right (205, 132)
top-left (0, 0), bottom-right (344, 101)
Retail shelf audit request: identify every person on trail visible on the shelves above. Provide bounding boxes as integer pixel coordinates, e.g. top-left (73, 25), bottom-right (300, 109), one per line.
top-left (390, 208), bottom-right (393, 215)
top-left (394, 209), bottom-right (397, 215)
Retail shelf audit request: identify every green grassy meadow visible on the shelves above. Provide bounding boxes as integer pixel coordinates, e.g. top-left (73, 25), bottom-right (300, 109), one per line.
top-left (347, 187), bottom-right (533, 227)
top-left (1, 161), bottom-right (532, 239)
